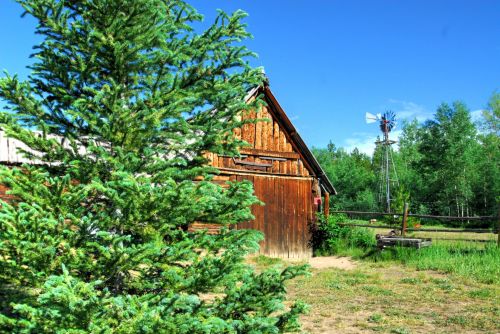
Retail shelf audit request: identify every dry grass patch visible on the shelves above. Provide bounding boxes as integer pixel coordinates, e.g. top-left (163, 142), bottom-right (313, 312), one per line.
top-left (286, 261), bottom-right (500, 334)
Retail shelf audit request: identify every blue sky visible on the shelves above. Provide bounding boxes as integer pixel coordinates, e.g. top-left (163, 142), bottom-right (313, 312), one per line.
top-left (1, 1), bottom-right (499, 154)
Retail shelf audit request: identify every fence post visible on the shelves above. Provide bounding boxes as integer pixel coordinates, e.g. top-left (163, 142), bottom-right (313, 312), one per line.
top-left (401, 202), bottom-right (409, 236)
top-left (497, 202), bottom-right (500, 248)
top-left (324, 192), bottom-right (330, 218)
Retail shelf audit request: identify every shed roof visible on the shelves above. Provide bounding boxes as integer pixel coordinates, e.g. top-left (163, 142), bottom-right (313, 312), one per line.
top-left (0, 131), bottom-right (43, 165)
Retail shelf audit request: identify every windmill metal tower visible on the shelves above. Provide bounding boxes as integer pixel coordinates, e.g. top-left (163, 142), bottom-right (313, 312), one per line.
top-left (366, 111), bottom-right (400, 213)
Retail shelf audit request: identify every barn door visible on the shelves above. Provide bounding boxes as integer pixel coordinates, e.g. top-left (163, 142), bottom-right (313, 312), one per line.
top-left (234, 175), bottom-right (313, 258)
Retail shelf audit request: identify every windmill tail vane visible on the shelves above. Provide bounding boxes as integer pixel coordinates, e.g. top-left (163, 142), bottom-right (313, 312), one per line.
top-left (364, 112), bottom-right (381, 124)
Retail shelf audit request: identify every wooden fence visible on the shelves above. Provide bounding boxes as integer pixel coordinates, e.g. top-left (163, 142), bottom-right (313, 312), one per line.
top-left (329, 202), bottom-right (500, 246)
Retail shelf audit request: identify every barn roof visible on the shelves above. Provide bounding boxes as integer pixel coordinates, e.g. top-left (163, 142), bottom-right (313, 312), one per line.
top-left (0, 131), bottom-right (89, 165)
top-left (249, 83), bottom-right (336, 195)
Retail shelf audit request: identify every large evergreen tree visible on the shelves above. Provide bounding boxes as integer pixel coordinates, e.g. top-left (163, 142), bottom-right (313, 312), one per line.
top-left (0, 0), bottom-right (307, 332)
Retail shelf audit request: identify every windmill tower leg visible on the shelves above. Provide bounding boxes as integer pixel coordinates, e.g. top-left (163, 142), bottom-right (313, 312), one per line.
top-left (371, 111), bottom-right (398, 214)
top-left (378, 146), bottom-right (385, 206)
top-left (385, 143), bottom-right (391, 213)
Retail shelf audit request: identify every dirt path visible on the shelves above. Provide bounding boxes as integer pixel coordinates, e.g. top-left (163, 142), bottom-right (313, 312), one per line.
top-left (306, 256), bottom-right (357, 270)
top-left (286, 256), bottom-right (358, 270)
top-left (286, 256), bottom-right (357, 270)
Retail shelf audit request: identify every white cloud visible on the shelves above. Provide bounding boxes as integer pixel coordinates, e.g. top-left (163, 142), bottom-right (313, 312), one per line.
top-left (343, 130), bottom-right (403, 156)
top-left (386, 99), bottom-right (432, 123)
top-left (470, 109), bottom-right (485, 123)
top-left (344, 133), bottom-right (377, 156)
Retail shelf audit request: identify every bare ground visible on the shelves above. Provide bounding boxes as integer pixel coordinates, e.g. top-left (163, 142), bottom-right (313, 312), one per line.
top-left (306, 256), bottom-right (357, 270)
top-left (284, 256), bottom-right (358, 270)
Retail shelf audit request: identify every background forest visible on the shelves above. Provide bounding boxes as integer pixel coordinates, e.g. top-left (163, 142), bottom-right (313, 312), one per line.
top-left (314, 93), bottom-right (499, 226)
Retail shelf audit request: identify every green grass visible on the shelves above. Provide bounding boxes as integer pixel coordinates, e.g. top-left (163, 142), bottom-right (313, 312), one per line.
top-left (284, 221), bottom-right (499, 332)
top-left (320, 225), bottom-right (500, 284)
top-left (253, 254), bottom-right (283, 267)
top-left (368, 313), bottom-right (384, 324)
top-left (368, 242), bottom-right (500, 284)
top-left (468, 288), bottom-right (494, 299)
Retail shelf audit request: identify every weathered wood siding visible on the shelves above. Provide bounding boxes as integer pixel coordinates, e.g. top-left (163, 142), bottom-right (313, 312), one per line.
top-left (232, 173), bottom-right (314, 258)
top-left (200, 97), bottom-right (319, 258)
top-left (207, 105), bottom-right (311, 177)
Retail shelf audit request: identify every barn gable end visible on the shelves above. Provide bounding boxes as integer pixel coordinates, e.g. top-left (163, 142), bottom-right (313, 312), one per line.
top-left (202, 83), bottom-right (335, 258)
top-left (208, 84), bottom-right (335, 191)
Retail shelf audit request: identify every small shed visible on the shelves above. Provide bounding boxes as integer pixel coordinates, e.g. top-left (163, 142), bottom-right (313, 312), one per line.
top-left (194, 82), bottom-right (336, 258)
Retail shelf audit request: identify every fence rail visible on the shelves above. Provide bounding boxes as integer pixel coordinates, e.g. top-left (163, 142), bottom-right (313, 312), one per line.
top-left (336, 223), bottom-right (497, 234)
top-left (330, 210), bottom-right (496, 221)
top-left (329, 202), bottom-right (500, 246)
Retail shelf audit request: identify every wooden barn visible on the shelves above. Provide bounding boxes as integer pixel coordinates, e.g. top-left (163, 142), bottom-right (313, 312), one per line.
top-left (193, 82), bottom-right (336, 258)
top-left (0, 82), bottom-right (336, 258)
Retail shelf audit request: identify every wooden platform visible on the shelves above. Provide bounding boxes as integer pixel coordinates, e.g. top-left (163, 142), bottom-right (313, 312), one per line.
top-left (377, 236), bottom-right (432, 249)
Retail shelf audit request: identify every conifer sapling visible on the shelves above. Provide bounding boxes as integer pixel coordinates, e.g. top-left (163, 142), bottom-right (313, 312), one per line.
top-left (0, 0), bottom-right (308, 332)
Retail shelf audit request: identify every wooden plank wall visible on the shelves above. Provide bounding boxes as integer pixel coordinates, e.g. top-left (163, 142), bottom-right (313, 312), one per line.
top-left (234, 174), bottom-right (313, 258)
top-left (239, 106), bottom-right (293, 152)
top-left (0, 183), bottom-right (14, 204)
top-left (208, 105), bottom-right (310, 177)
top-left (198, 101), bottom-right (318, 258)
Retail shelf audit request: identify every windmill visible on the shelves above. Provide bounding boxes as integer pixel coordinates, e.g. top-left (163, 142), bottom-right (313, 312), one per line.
top-left (365, 111), bottom-right (400, 213)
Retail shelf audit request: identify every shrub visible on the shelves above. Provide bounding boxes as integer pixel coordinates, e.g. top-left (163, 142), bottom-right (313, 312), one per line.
top-left (312, 214), bottom-right (376, 256)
